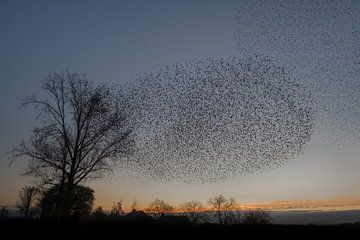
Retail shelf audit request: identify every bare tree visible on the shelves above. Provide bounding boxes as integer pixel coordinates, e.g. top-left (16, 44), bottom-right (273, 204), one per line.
top-left (17, 186), bottom-right (39, 219)
top-left (208, 195), bottom-right (236, 225)
top-left (92, 206), bottom-right (107, 220)
top-left (180, 200), bottom-right (204, 224)
top-left (146, 199), bottom-right (174, 218)
top-left (11, 71), bottom-right (133, 217)
top-left (110, 200), bottom-right (124, 219)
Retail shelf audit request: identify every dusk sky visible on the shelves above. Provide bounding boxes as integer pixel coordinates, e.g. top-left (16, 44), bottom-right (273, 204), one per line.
top-left (1, 0), bottom-right (360, 211)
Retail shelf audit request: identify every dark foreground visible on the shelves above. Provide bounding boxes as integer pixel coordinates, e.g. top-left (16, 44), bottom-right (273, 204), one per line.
top-left (1, 219), bottom-right (360, 238)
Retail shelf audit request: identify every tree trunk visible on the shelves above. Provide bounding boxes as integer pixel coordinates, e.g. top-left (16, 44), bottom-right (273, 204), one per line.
top-left (60, 170), bottom-right (75, 219)
top-left (217, 205), bottom-right (222, 225)
top-left (55, 176), bottom-right (66, 219)
top-left (24, 201), bottom-right (30, 220)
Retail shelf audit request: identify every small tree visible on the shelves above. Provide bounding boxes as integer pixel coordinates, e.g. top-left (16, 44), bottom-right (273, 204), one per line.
top-left (17, 186), bottom-right (39, 219)
top-left (180, 200), bottom-right (204, 224)
top-left (242, 210), bottom-right (272, 225)
top-left (146, 199), bottom-right (174, 218)
top-left (92, 206), bottom-right (107, 221)
top-left (110, 200), bottom-right (124, 219)
top-left (208, 195), bottom-right (236, 225)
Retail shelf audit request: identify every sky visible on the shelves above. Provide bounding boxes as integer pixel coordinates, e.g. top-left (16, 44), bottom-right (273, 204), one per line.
top-left (1, 0), bottom-right (360, 211)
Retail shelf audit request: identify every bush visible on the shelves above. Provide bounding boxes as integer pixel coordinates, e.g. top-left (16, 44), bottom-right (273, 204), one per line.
top-left (242, 210), bottom-right (272, 225)
top-left (39, 184), bottom-right (94, 219)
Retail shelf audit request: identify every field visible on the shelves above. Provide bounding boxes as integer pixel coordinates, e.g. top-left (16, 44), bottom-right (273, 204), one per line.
top-left (1, 219), bottom-right (360, 238)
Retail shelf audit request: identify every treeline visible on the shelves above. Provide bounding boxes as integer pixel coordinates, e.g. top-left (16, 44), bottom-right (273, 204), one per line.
top-left (1, 184), bottom-right (270, 226)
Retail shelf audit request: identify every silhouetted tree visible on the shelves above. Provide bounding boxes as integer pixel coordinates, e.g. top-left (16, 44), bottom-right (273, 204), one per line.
top-left (40, 184), bottom-right (94, 219)
top-left (242, 210), bottom-right (272, 225)
top-left (181, 200), bottom-right (204, 224)
top-left (92, 206), bottom-right (107, 221)
top-left (16, 186), bottom-right (39, 220)
top-left (0, 207), bottom-right (9, 219)
top-left (11, 71), bottom-right (133, 218)
top-left (208, 195), bottom-right (236, 225)
top-left (146, 199), bottom-right (174, 218)
top-left (110, 200), bottom-right (124, 220)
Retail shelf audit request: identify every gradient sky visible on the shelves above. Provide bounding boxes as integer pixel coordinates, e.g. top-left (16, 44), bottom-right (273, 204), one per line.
top-left (1, 0), bottom-right (360, 211)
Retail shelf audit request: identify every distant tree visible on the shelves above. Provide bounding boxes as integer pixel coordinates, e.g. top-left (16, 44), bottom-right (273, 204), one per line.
top-left (0, 207), bottom-right (9, 219)
top-left (208, 195), bottom-right (236, 225)
top-left (16, 186), bottom-right (39, 220)
top-left (242, 210), bottom-right (272, 225)
top-left (92, 206), bottom-right (107, 221)
top-left (110, 200), bottom-right (124, 219)
top-left (180, 200), bottom-right (204, 224)
top-left (40, 184), bottom-right (94, 219)
top-left (11, 71), bottom-right (133, 218)
top-left (146, 199), bottom-right (174, 218)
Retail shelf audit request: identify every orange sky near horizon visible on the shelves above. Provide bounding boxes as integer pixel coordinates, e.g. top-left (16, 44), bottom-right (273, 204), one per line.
top-left (91, 196), bottom-right (360, 213)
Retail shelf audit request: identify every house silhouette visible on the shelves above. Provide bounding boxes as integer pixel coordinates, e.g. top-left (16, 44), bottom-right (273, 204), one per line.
top-left (124, 209), bottom-right (154, 222)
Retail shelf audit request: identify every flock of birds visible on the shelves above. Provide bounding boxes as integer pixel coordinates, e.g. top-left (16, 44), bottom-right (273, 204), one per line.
top-left (118, 0), bottom-right (359, 183)
top-left (234, 0), bottom-right (360, 150)
top-left (121, 57), bottom-right (314, 183)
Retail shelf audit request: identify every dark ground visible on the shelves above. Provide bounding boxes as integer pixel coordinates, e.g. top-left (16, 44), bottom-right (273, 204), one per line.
top-left (1, 219), bottom-right (360, 239)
